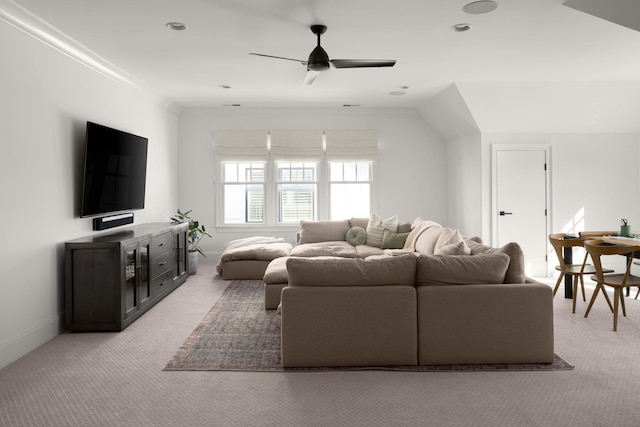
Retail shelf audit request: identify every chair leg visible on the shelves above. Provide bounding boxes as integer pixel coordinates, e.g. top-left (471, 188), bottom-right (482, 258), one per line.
top-left (613, 288), bottom-right (620, 331)
top-left (572, 280), bottom-right (578, 314)
top-left (579, 274), bottom-right (586, 302)
top-left (620, 290), bottom-right (627, 317)
top-left (635, 287), bottom-right (639, 300)
top-left (552, 272), bottom-right (564, 297)
top-left (585, 283), bottom-right (602, 318)
top-left (601, 287), bottom-right (614, 313)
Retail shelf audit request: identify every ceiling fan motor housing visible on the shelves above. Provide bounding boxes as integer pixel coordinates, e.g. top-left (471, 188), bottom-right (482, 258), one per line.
top-left (307, 46), bottom-right (330, 71)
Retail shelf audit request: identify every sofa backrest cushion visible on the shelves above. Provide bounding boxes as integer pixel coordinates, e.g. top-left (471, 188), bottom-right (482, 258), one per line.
top-left (349, 217), bottom-right (370, 230)
top-left (416, 253), bottom-right (510, 286)
top-left (287, 254), bottom-right (417, 287)
top-left (467, 240), bottom-right (526, 284)
top-left (298, 219), bottom-right (350, 244)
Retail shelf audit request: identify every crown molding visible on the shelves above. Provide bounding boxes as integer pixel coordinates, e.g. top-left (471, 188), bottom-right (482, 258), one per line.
top-left (0, 0), bottom-right (171, 109)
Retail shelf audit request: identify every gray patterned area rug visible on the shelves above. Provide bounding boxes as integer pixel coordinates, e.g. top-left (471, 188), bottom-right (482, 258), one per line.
top-left (164, 280), bottom-right (574, 372)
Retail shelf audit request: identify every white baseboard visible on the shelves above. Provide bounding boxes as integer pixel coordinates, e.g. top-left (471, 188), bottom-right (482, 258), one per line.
top-left (0, 313), bottom-right (64, 370)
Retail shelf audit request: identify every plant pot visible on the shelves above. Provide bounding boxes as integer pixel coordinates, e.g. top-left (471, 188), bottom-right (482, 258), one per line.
top-left (188, 251), bottom-right (199, 275)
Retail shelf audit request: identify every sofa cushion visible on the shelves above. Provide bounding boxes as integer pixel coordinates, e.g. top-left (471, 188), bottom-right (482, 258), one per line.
top-left (381, 229), bottom-right (410, 249)
top-left (397, 222), bottom-right (411, 233)
top-left (416, 253), bottom-right (510, 286)
top-left (263, 256), bottom-right (290, 284)
top-left (286, 254), bottom-right (417, 287)
top-left (365, 213), bottom-right (399, 248)
top-left (467, 240), bottom-right (526, 284)
top-left (349, 217), bottom-right (370, 230)
top-left (355, 245), bottom-right (385, 258)
top-left (290, 241), bottom-right (358, 258)
top-left (345, 226), bottom-right (367, 246)
top-left (298, 219), bottom-right (350, 244)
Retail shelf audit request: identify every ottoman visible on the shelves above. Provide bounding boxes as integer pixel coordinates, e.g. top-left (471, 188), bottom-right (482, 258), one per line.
top-left (217, 242), bottom-right (292, 280)
top-left (263, 256), bottom-right (290, 309)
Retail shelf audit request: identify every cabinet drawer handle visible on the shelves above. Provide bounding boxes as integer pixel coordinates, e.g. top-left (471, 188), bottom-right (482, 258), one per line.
top-left (158, 242), bottom-right (166, 247)
top-left (159, 261), bottom-right (167, 266)
top-left (159, 281), bottom-right (166, 286)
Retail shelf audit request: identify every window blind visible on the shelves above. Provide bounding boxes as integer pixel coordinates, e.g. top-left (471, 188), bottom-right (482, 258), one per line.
top-left (214, 130), bottom-right (268, 160)
top-left (269, 130), bottom-right (324, 159)
top-left (325, 130), bottom-right (378, 160)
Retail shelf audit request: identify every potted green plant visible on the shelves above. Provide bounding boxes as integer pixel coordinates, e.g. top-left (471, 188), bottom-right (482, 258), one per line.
top-left (170, 209), bottom-right (212, 275)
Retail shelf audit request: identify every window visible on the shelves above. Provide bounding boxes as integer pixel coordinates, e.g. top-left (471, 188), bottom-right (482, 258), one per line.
top-left (329, 162), bottom-right (372, 219)
top-left (215, 130), bottom-right (377, 226)
top-left (276, 162), bottom-right (317, 223)
top-left (222, 162), bottom-right (265, 224)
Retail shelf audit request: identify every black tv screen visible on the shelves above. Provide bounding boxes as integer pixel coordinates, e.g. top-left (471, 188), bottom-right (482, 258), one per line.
top-left (81, 122), bottom-right (148, 217)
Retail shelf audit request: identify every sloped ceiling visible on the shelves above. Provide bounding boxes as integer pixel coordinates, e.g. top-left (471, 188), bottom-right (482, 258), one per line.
top-left (3, 0), bottom-right (640, 113)
top-left (563, 0), bottom-right (640, 33)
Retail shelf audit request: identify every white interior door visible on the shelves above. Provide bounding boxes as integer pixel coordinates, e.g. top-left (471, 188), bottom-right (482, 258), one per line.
top-left (492, 146), bottom-right (549, 277)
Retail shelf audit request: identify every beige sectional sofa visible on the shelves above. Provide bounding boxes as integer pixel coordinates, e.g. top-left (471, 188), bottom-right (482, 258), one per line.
top-left (269, 217), bottom-right (554, 367)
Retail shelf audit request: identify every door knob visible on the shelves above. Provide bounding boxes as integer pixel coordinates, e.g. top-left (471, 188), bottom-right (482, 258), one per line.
top-left (499, 211), bottom-right (513, 216)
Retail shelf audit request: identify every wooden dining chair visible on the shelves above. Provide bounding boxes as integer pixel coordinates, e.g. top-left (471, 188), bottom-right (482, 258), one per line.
top-left (548, 233), bottom-right (612, 313)
top-left (583, 239), bottom-right (640, 331)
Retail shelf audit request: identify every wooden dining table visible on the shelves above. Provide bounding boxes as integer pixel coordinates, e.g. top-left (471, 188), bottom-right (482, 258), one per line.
top-left (563, 233), bottom-right (640, 298)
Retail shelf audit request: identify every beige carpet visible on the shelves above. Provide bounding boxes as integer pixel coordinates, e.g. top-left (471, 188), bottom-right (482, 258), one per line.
top-left (165, 280), bottom-right (573, 372)
top-left (1, 258), bottom-right (640, 426)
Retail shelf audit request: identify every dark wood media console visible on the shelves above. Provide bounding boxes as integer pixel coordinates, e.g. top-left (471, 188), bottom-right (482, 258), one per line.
top-left (65, 222), bottom-right (189, 331)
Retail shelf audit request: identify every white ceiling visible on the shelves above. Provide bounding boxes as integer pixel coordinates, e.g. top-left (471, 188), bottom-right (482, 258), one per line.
top-left (4, 0), bottom-right (640, 109)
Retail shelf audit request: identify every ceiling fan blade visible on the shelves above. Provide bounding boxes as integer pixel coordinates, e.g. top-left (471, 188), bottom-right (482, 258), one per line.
top-left (249, 53), bottom-right (307, 65)
top-left (303, 70), bottom-right (320, 85)
top-left (330, 59), bottom-right (396, 69)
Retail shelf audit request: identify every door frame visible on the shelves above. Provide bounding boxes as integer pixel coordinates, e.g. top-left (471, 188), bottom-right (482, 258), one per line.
top-left (490, 144), bottom-right (552, 276)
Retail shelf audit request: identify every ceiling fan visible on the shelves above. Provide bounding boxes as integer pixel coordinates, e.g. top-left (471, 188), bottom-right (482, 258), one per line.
top-left (250, 24), bottom-right (396, 85)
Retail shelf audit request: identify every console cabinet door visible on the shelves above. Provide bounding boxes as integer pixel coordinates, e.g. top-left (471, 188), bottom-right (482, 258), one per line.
top-left (123, 240), bottom-right (151, 321)
top-left (175, 229), bottom-right (188, 280)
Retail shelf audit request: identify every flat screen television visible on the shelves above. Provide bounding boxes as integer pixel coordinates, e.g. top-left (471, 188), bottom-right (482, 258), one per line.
top-left (81, 122), bottom-right (148, 217)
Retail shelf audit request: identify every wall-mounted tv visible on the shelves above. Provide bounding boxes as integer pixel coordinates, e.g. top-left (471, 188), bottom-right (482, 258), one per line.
top-left (81, 122), bottom-right (148, 218)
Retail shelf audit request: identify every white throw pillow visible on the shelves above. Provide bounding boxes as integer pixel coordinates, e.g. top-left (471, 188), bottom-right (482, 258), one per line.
top-left (434, 228), bottom-right (469, 255)
top-left (435, 240), bottom-right (471, 255)
top-left (365, 213), bottom-right (399, 248)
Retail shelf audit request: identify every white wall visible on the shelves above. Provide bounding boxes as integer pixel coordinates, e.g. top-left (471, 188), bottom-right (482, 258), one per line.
top-left (446, 134), bottom-right (483, 238)
top-left (481, 133), bottom-right (640, 237)
top-left (177, 107), bottom-right (448, 257)
top-left (0, 20), bottom-right (179, 369)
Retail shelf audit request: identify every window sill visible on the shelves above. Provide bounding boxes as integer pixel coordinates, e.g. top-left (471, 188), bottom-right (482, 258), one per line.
top-left (214, 225), bottom-right (299, 234)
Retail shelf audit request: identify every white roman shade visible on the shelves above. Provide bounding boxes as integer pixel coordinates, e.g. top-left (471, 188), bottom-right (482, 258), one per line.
top-left (214, 130), bottom-right (268, 160)
top-left (324, 130), bottom-right (378, 160)
top-left (269, 130), bottom-right (323, 159)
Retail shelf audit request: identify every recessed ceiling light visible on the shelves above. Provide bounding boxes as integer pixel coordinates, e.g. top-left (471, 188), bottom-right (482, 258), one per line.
top-left (166, 22), bottom-right (188, 31)
top-left (219, 85), bottom-right (231, 89)
top-left (463, 1), bottom-right (498, 14)
top-left (451, 23), bottom-right (473, 32)
top-left (389, 91), bottom-right (406, 96)
top-left (397, 85), bottom-right (410, 90)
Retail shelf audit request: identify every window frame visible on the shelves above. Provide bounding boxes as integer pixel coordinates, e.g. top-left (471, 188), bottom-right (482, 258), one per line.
top-left (216, 158), bottom-right (373, 228)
